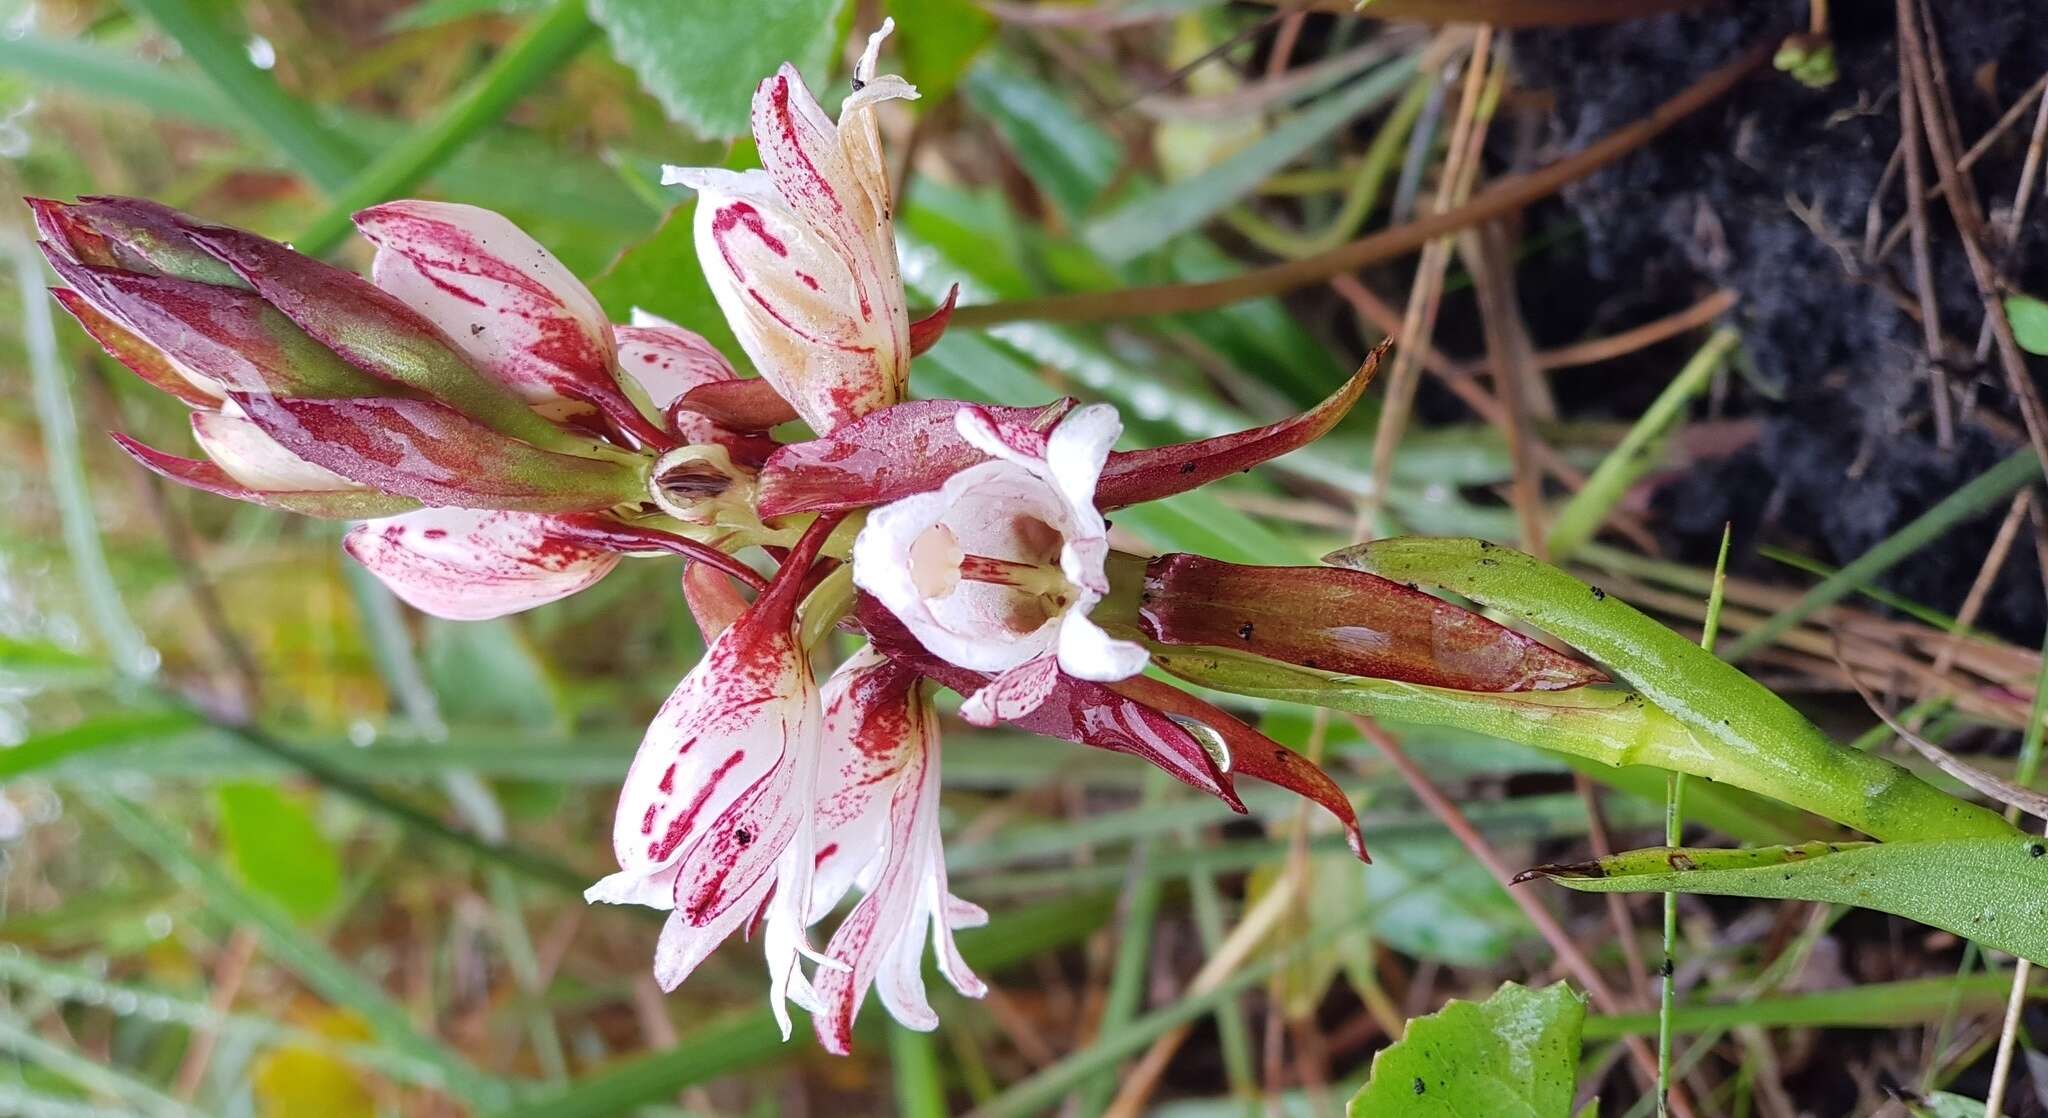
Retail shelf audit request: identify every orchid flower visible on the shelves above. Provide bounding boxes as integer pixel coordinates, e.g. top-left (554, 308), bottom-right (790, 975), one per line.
top-left (32, 27), bottom-right (1628, 1058)
top-left (663, 21), bottom-right (922, 436)
top-left (851, 404), bottom-right (1150, 724)
top-left (806, 646), bottom-right (985, 1053)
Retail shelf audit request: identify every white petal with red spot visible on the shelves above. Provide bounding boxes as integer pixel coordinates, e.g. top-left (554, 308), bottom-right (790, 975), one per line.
top-left (851, 404), bottom-right (1147, 719)
top-left (343, 508), bottom-right (618, 621)
top-left (357, 200), bottom-right (617, 411)
top-left (192, 406), bottom-right (357, 492)
top-left (807, 645), bottom-right (982, 1053)
top-left (615, 309), bottom-right (741, 445)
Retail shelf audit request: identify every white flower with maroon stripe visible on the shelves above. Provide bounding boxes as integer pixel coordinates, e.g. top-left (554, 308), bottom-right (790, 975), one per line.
top-left (616, 308), bottom-right (747, 446)
top-left (850, 403), bottom-right (1149, 724)
top-left (584, 525), bottom-right (838, 1037)
top-left (191, 402), bottom-right (358, 493)
top-left (343, 509), bottom-right (621, 621)
top-left (663, 22), bottom-right (917, 435)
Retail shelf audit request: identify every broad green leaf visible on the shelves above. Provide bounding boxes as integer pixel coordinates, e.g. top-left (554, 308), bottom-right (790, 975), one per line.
top-left (886, 0), bottom-right (993, 102)
top-left (1366, 836), bottom-right (1532, 966)
top-left (588, 203), bottom-right (746, 372)
top-left (1907, 1092), bottom-right (1987, 1118)
top-left (1084, 57), bottom-right (1415, 262)
top-left (1350, 981), bottom-right (1585, 1117)
top-left (1532, 838), bottom-right (2048, 965)
top-left (2006, 293), bottom-right (2048, 356)
top-left (589, 0), bottom-right (853, 138)
top-left (1330, 537), bottom-right (2014, 843)
top-left (424, 620), bottom-right (562, 730)
top-left (214, 782), bottom-right (344, 924)
top-left (0, 709), bottom-right (200, 781)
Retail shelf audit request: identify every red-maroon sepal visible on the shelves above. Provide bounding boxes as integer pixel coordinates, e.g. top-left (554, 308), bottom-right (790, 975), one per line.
top-left (111, 433), bottom-right (420, 519)
top-left (51, 288), bottom-right (220, 408)
top-left (907, 285), bottom-right (958, 358)
top-left (46, 258), bottom-right (385, 400)
top-left (669, 378), bottom-right (801, 433)
top-left (856, 595), bottom-right (1241, 809)
top-left (1136, 553), bottom-right (1606, 693)
top-left (1094, 340), bottom-right (1387, 510)
top-left (1114, 673), bottom-right (1367, 862)
top-left (30, 196), bottom-right (244, 287)
top-left (755, 399), bottom-right (1075, 518)
top-left (229, 393), bottom-right (644, 514)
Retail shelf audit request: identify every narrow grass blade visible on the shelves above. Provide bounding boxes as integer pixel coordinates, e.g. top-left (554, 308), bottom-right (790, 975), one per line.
top-left (121, 0), bottom-right (360, 190)
top-left (0, 1007), bottom-right (200, 1118)
top-left (294, 0), bottom-right (599, 256)
top-left (1547, 328), bottom-right (1737, 561)
top-left (1723, 449), bottom-right (2041, 662)
top-left (88, 793), bottom-right (509, 1108)
top-left (1527, 837), bottom-right (2048, 966)
top-left (889, 1024), bottom-right (949, 1118)
top-left (1585, 972), bottom-right (2048, 1039)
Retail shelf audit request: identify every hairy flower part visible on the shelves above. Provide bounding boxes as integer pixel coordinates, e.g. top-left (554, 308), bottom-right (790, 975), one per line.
top-left (344, 509), bottom-right (624, 621)
top-left (852, 403), bottom-right (1148, 724)
top-left (805, 647), bottom-right (984, 1052)
top-left (665, 22), bottom-right (917, 435)
top-left (586, 516), bottom-right (842, 1036)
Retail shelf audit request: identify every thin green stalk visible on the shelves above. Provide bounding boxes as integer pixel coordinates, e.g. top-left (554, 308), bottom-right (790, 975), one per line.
top-left (121, 0), bottom-right (360, 190)
top-left (14, 238), bottom-right (156, 679)
top-left (1076, 773), bottom-right (1170, 1115)
top-left (1549, 329), bottom-right (1739, 562)
top-left (963, 918), bottom-right (1351, 1118)
top-left (1659, 525), bottom-right (1731, 1115)
top-left (889, 1025), bottom-right (948, 1118)
top-left (89, 793), bottom-right (506, 1108)
top-left (294, 0), bottom-right (599, 256)
top-left (1754, 546), bottom-right (1964, 631)
top-left (1723, 449), bottom-right (2041, 662)
top-left (0, 1007), bottom-right (200, 1118)
top-left (1183, 843), bottom-right (1259, 1112)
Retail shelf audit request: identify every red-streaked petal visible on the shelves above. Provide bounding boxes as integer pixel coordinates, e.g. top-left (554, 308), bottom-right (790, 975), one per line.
top-left (50, 286), bottom-right (222, 407)
top-left (1115, 674), bottom-right (1366, 861)
top-left (1139, 554), bottom-right (1607, 692)
top-left (907, 285), bottom-right (957, 358)
top-left (682, 562), bottom-right (752, 642)
top-left (33, 195), bottom-right (244, 286)
top-left (110, 433), bottom-right (417, 519)
top-left (673, 168), bottom-right (900, 435)
top-left (343, 509), bottom-right (621, 620)
top-left (229, 394), bottom-right (643, 513)
top-left (958, 654), bottom-right (1060, 726)
top-left (1094, 341), bottom-right (1386, 510)
top-left (357, 201), bottom-right (629, 419)
top-left (616, 319), bottom-right (735, 409)
top-left (755, 398), bottom-right (1074, 518)
top-left (857, 596), bottom-right (1239, 808)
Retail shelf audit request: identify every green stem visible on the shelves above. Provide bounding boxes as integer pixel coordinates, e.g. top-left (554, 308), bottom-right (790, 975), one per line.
top-left (1329, 537), bottom-right (2013, 841)
top-left (122, 0), bottom-right (360, 191)
top-left (1723, 449), bottom-right (2041, 662)
top-left (294, 0), bottom-right (598, 256)
top-left (1076, 772), bottom-right (1170, 1115)
top-left (889, 1024), bottom-right (948, 1118)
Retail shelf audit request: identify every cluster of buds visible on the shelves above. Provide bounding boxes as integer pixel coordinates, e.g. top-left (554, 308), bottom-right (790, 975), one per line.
top-left (35, 23), bottom-right (1604, 1052)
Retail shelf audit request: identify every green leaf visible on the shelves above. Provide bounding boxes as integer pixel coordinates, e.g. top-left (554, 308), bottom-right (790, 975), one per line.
top-left (0, 709), bottom-right (200, 781)
top-left (214, 781), bottom-right (345, 924)
top-left (1531, 837), bottom-right (2048, 966)
top-left (1366, 836), bottom-right (1532, 966)
top-left (1083, 57), bottom-right (1415, 263)
top-left (589, 0), bottom-right (853, 138)
top-left (886, 0), bottom-right (993, 102)
top-left (589, 203), bottom-right (746, 371)
top-left (1350, 981), bottom-right (1585, 1117)
top-left (2005, 293), bottom-right (2048, 356)
top-left (1329, 537), bottom-right (2015, 843)
top-left (423, 620), bottom-right (562, 730)
top-left (1907, 1091), bottom-right (1988, 1118)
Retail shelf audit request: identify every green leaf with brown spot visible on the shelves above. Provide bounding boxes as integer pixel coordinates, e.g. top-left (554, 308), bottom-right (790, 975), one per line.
top-left (1349, 981), bottom-right (1585, 1117)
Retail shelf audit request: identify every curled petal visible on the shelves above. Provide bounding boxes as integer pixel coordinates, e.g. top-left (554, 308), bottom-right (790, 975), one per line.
top-left (343, 508), bottom-right (622, 620)
top-left (959, 654), bottom-right (1060, 726)
top-left (230, 394), bottom-right (644, 513)
top-left (1133, 554), bottom-right (1607, 692)
top-left (50, 287), bottom-right (222, 407)
top-left (30, 195), bottom-right (243, 287)
top-left (682, 562), bottom-right (751, 643)
top-left (907, 284), bottom-right (957, 358)
top-left (191, 408), bottom-right (357, 492)
top-left (1094, 342), bottom-right (1386, 510)
top-left (357, 201), bottom-right (630, 420)
top-left (858, 597), bottom-right (1238, 807)
top-left (756, 399), bottom-right (1073, 518)
top-left (111, 433), bottom-right (417, 520)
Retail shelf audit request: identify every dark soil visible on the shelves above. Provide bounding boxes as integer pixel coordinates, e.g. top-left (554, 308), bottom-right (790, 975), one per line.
top-left (1512, 0), bottom-right (2048, 642)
